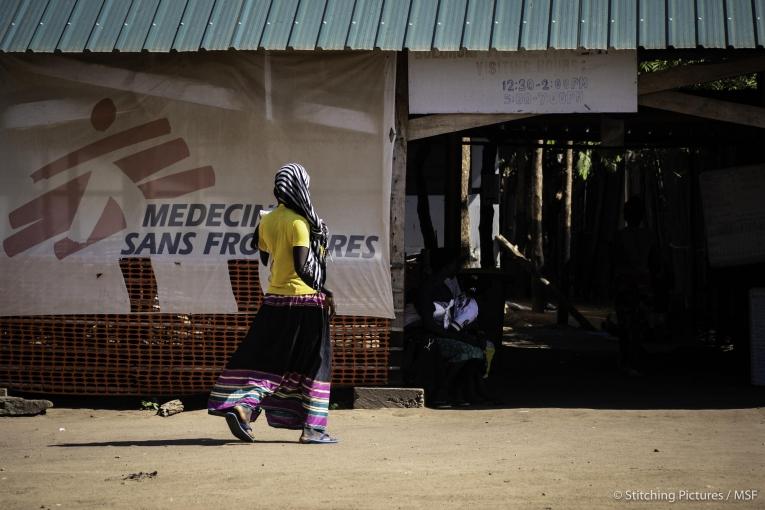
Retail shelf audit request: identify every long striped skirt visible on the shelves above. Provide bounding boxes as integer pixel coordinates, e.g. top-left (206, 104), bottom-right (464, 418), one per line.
top-left (207, 293), bottom-right (332, 431)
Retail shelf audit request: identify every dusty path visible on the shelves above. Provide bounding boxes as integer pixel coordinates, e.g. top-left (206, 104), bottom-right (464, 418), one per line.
top-left (1, 405), bottom-right (763, 509)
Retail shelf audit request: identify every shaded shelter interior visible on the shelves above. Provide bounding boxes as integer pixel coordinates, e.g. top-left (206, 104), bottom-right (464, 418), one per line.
top-left (402, 50), bottom-right (765, 399)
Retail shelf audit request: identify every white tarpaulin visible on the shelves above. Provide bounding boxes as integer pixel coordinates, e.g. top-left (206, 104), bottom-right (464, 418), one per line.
top-left (409, 50), bottom-right (637, 114)
top-left (0, 52), bottom-right (396, 318)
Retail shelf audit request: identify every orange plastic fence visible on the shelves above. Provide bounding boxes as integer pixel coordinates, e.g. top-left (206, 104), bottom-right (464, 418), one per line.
top-left (0, 259), bottom-right (389, 395)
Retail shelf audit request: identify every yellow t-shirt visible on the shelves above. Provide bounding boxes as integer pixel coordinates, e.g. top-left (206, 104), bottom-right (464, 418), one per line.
top-left (258, 204), bottom-right (316, 296)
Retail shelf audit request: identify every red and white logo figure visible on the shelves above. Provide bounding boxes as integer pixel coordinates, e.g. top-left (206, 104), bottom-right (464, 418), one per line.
top-left (3, 98), bottom-right (215, 259)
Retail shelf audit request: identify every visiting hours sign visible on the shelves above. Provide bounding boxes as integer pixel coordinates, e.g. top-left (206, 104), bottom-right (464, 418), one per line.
top-left (0, 52), bottom-right (395, 318)
top-left (409, 50), bottom-right (638, 114)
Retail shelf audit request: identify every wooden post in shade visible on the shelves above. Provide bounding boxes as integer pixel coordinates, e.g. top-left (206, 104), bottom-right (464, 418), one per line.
top-left (460, 138), bottom-right (471, 267)
top-left (514, 150), bottom-right (529, 255)
top-left (557, 141), bottom-right (574, 324)
top-left (531, 141), bottom-right (545, 312)
top-left (388, 53), bottom-right (408, 385)
top-left (444, 135), bottom-right (459, 256)
top-left (414, 144), bottom-right (437, 251)
top-left (480, 142), bottom-right (498, 268)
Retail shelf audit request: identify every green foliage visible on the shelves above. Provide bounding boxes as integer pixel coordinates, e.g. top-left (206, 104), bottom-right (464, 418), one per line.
top-left (574, 148), bottom-right (624, 180)
top-left (690, 73), bottom-right (757, 91)
top-left (639, 59), bottom-right (757, 91)
top-left (576, 150), bottom-right (592, 180)
top-left (140, 399), bottom-right (159, 411)
top-left (639, 59), bottom-right (695, 74)
top-left (601, 153), bottom-right (623, 173)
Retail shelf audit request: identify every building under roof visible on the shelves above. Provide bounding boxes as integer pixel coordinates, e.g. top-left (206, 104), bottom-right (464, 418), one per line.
top-left (2, 0), bottom-right (765, 395)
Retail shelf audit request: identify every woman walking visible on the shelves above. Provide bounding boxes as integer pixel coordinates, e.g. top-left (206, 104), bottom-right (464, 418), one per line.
top-left (208, 163), bottom-right (337, 444)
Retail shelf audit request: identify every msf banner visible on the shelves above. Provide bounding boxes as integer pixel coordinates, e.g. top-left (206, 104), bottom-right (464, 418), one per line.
top-left (120, 203), bottom-right (379, 259)
top-left (0, 53), bottom-right (395, 318)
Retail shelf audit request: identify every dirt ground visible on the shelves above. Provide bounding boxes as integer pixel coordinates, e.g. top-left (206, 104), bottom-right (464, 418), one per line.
top-left (2, 305), bottom-right (764, 509)
top-left (1, 402), bottom-right (763, 509)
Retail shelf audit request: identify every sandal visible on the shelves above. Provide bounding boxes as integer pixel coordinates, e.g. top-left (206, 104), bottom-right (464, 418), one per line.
top-left (299, 431), bottom-right (339, 444)
top-left (225, 412), bottom-right (254, 442)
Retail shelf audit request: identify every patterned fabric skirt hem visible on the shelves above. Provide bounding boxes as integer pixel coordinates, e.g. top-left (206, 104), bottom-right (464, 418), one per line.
top-left (207, 293), bottom-right (332, 431)
top-left (208, 369), bottom-right (330, 430)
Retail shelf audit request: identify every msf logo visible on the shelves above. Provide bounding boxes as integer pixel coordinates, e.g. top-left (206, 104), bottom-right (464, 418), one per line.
top-left (3, 98), bottom-right (215, 259)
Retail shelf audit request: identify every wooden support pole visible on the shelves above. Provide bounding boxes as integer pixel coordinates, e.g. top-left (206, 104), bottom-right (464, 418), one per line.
top-left (389, 52), bottom-right (408, 384)
top-left (479, 142), bottom-right (498, 268)
top-left (444, 135), bottom-right (460, 256)
top-left (530, 141), bottom-right (545, 312)
top-left (557, 141), bottom-right (573, 325)
top-left (414, 144), bottom-right (438, 251)
top-left (459, 137), bottom-right (471, 267)
top-left (514, 150), bottom-right (529, 255)
top-left (495, 235), bottom-right (595, 331)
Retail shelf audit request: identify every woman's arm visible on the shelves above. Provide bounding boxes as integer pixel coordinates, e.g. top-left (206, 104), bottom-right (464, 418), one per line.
top-left (252, 226), bottom-right (269, 265)
top-left (293, 246), bottom-right (335, 319)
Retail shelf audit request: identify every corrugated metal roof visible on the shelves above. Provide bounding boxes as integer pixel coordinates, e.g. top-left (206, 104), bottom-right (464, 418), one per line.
top-left (3, 0), bottom-right (765, 53)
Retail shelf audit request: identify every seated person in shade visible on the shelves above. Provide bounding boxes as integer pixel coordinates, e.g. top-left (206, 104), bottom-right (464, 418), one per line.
top-left (416, 257), bottom-right (494, 407)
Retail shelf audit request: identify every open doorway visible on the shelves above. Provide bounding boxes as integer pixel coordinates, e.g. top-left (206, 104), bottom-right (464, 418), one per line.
top-left (401, 107), bottom-right (765, 408)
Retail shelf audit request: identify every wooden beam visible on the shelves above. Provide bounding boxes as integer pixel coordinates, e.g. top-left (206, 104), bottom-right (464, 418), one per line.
top-left (639, 91), bottom-right (765, 129)
top-left (638, 56), bottom-right (765, 95)
top-left (408, 113), bottom-right (533, 141)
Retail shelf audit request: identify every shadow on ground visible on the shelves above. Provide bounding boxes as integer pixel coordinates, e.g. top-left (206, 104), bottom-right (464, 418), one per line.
top-left (50, 438), bottom-right (294, 447)
top-left (481, 322), bottom-right (765, 411)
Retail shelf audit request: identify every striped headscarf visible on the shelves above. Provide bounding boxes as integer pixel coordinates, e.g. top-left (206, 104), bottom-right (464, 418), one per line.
top-left (273, 163), bottom-right (329, 291)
